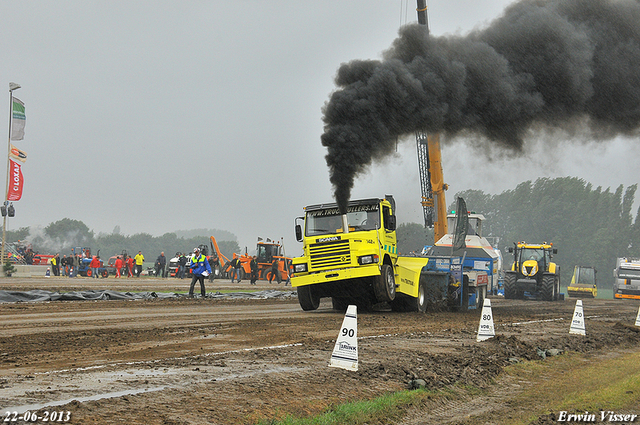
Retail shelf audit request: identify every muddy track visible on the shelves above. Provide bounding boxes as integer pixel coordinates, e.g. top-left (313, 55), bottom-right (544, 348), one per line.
top-left (1, 277), bottom-right (640, 424)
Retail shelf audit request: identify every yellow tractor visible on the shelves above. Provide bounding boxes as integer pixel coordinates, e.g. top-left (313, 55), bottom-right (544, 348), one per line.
top-left (504, 242), bottom-right (561, 301)
top-left (567, 266), bottom-right (597, 298)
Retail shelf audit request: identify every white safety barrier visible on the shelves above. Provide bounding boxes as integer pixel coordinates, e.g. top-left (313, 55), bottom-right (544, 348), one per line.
top-left (329, 305), bottom-right (358, 371)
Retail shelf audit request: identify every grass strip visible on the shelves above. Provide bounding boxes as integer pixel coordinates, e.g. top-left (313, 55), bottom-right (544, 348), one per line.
top-left (497, 350), bottom-right (640, 424)
top-left (256, 388), bottom-right (458, 425)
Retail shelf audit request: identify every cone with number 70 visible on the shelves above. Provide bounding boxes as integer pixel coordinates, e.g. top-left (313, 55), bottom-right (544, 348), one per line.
top-left (570, 299), bottom-right (586, 335)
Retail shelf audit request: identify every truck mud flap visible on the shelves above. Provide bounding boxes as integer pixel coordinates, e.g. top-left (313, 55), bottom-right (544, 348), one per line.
top-left (395, 257), bottom-right (430, 298)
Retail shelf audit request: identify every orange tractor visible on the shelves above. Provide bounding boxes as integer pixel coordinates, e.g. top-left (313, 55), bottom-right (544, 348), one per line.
top-left (214, 237), bottom-right (292, 282)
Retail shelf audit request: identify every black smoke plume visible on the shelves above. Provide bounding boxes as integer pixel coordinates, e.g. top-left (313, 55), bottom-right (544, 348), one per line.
top-left (322, 0), bottom-right (640, 212)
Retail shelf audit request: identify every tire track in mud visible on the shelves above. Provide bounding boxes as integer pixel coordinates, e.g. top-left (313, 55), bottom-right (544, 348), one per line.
top-left (2, 294), bottom-right (640, 424)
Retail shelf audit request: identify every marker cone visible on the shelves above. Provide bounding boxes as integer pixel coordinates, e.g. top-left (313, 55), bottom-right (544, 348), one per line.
top-left (329, 305), bottom-right (358, 371)
top-left (569, 299), bottom-right (586, 336)
top-left (477, 298), bottom-right (495, 342)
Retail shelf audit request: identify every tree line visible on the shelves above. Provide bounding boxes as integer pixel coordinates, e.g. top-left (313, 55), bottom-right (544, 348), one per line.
top-left (9, 176), bottom-right (638, 288)
top-left (397, 176), bottom-right (639, 289)
top-left (6, 219), bottom-right (241, 264)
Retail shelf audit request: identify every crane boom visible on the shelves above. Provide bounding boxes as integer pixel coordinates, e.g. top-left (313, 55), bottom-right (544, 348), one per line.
top-left (415, 0), bottom-right (448, 242)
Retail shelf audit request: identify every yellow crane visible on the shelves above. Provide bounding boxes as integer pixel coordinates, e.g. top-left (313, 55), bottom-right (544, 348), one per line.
top-left (415, 0), bottom-right (448, 242)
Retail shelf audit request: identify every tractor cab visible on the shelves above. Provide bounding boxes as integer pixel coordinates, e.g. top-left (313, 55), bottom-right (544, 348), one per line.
top-left (256, 241), bottom-right (282, 264)
top-left (510, 243), bottom-right (556, 278)
top-left (446, 213), bottom-right (484, 237)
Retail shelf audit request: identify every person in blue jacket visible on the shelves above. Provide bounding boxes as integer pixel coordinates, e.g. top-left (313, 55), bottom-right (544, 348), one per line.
top-left (188, 247), bottom-right (211, 298)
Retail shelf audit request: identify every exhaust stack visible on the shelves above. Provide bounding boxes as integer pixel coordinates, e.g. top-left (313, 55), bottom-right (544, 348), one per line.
top-left (342, 214), bottom-right (349, 234)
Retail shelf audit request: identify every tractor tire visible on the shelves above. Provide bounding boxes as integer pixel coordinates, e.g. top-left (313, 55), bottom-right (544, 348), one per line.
top-left (101, 269), bottom-right (109, 278)
top-left (373, 264), bottom-right (396, 303)
top-left (297, 285), bottom-right (320, 311)
top-left (541, 274), bottom-right (557, 301)
top-left (86, 269), bottom-right (92, 278)
top-left (261, 268), bottom-right (271, 280)
top-left (504, 272), bottom-right (518, 299)
top-left (331, 297), bottom-right (349, 311)
top-left (403, 278), bottom-right (427, 313)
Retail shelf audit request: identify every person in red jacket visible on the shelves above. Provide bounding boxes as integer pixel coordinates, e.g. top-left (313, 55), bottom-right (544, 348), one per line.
top-left (126, 256), bottom-right (134, 277)
top-left (89, 255), bottom-right (101, 279)
top-left (115, 256), bottom-right (123, 278)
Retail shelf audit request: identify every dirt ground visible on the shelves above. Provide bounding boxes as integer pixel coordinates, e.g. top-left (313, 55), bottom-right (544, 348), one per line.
top-left (2, 276), bottom-right (640, 424)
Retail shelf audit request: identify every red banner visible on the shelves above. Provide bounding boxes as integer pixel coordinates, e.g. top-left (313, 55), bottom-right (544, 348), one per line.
top-left (8, 159), bottom-right (23, 201)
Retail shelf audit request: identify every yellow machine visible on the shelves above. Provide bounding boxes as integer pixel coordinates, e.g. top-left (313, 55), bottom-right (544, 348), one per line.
top-left (291, 195), bottom-right (488, 312)
top-left (567, 266), bottom-right (597, 298)
top-left (505, 242), bottom-right (561, 301)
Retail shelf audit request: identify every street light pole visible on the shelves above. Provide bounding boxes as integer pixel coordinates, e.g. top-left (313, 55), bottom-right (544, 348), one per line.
top-left (1, 82), bottom-right (20, 267)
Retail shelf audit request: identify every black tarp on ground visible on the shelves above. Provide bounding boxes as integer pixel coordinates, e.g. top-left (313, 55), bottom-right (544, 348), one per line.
top-left (0, 289), bottom-right (295, 303)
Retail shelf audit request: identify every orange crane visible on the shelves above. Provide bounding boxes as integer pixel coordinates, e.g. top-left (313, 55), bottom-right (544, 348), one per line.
top-left (415, 0), bottom-right (448, 242)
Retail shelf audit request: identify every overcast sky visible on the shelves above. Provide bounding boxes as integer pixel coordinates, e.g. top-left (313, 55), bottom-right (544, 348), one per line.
top-left (0, 1), bottom-right (638, 254)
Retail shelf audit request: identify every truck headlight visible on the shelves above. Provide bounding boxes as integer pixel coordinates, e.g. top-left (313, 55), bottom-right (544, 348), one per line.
top-left (358, 254), bottom-right (379, 265)
top-left (294, 263), bottom-right (308, 273)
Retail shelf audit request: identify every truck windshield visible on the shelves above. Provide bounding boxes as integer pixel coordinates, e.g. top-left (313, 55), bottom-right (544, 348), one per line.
top-left (306, 205), bottom-right (380, 236)
top-left (618, 267), bottom-right (640, 280)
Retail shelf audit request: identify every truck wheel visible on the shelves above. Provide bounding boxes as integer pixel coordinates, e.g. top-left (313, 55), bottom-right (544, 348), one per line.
top-left (504, 273), bottom-right (517, 299)
top-left (404, 278), bottom-right (427, 313)
top-left (541, 274), bottom-right (556, 301)
top-left (297, 285), bottom-right (320, 311)
top-left (373, 264), bottom-right (396, 303)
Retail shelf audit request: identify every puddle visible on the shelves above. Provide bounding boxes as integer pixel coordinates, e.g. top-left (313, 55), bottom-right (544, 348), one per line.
top-left (1, 361), bottom-right (304, 415)
top-left (1, 341), bottom-right (311, 416)
top-left (2, 387), bottom-right (165, 414)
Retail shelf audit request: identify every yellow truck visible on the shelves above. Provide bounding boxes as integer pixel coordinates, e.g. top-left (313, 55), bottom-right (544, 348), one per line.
top-left (290, 195), bottom-right (488, 312)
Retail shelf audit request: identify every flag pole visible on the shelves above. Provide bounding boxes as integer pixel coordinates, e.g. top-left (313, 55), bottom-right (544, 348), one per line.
top-left (1, 82), bottom-right (20, 267)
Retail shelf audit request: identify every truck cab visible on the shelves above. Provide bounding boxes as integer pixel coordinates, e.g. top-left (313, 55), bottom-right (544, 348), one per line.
top-left (613, 258), bottom-right (640, 299)
top-left (291, 196), bottom-right (398, 310)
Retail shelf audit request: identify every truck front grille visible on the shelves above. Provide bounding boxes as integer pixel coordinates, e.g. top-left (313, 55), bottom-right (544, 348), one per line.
top-left (309, 239), bottom-right (351, 269)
